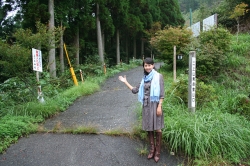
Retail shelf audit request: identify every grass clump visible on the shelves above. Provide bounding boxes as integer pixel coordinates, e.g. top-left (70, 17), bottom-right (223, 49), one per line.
top-left (63, 126), bottom-right (99, 135)
top-left (136, 145), bottom-right (148, 156)
top-left (103, 128), bottom-right (130, 137)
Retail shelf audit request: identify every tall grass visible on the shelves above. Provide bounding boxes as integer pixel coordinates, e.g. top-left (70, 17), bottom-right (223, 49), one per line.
top-left (2, 80), bottom-right (99, 118)
top-left (163, 103), bottom-right (250, 162)
top-left (230, 34), bottom-right (250, 57)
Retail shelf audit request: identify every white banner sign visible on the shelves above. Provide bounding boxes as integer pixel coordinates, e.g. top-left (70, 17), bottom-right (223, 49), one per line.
top-left (191, 22), bottom-right (200, 37)
top-left (32, 48), bottom-right (43, 72)
top-left (203, 14), bottom-right (218, 32)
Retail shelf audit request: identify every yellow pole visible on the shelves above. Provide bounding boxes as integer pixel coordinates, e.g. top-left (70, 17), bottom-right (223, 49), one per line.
top-left (63, 43), bottom-right (78, 86)
top-left (64, 43), bottom-right (71, 67)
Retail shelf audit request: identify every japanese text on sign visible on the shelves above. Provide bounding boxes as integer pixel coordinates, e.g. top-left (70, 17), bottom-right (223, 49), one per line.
top-left (32, 48), bottom-right (43, 72)
top-left (191, 56), bottom-right (196, 107)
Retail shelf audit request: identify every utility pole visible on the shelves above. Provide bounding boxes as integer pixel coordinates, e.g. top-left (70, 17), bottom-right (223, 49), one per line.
top-left (190, 8), bottom-right (192, 26)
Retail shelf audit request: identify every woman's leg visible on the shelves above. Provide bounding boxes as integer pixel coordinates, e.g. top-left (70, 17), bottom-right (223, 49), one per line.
top-left (147, 131), bottom-right (155, 159)
top-left (154, 130), bottom-right (162, 163)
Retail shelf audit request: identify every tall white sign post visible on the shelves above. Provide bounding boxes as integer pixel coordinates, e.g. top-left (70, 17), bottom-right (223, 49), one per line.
top-left (173, 46), bottom-right (176, 82)
top-left (32, 48), bottom-right (44, 103)
top-left (188, 51), bottom-right (196, 113)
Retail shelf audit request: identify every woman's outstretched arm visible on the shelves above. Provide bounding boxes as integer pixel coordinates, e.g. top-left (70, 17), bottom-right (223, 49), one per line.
top-left (118, 75), bottom-right (134, 90)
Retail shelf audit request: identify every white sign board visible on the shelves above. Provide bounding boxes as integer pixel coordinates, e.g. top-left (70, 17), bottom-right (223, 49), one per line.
top-left (191, 56), bottom-right (196, 107)
top-left (191, 22), bottom-right (200, 37)
top-left (32, 48), bottom-right (43, 72)
top-left (203, 14), bottom-right (218, 32)
top-left (188, 51), bottom-right (196, 112)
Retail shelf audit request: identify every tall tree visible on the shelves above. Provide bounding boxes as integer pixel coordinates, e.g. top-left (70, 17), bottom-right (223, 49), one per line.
top-left (230, 3), bottom-right (249, 40)
top-left (96, 2), bottom-right (104, 63)
top-left (214, 0), bottom-right (250, 30)
top-left (158, 0), bottom-right (185, 27)
top-left (19, 0), bottom-right (50, 30)
top-left (106, 0), bottom-right (129, 64)
top-left (48, 0), bottom-right (56, 78)
top-left (125, 0), bottom-right (145, 59)
top-left (55, 0), bottom-right (95, 67)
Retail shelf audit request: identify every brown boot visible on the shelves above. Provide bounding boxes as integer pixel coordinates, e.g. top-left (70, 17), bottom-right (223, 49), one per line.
top-left (147, 131), bottom-right (155, 159)
top-left (154, 132), bottom-right (162, 163)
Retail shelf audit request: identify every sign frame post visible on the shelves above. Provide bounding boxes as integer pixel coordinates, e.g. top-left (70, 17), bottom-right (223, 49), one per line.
top-left (32, 48), bottom-right (45, 103)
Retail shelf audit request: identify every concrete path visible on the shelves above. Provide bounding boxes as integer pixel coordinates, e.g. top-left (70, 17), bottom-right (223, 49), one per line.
top-left (0, 63), bottom-right (184, 166)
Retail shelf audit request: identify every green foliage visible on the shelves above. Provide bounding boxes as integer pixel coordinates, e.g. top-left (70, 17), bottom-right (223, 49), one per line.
top-left (0, 71), bottom-right (76, 113)
top-left (14, 22), bottom-right (61, 49)
top-left (0, 41), bottom-right (31, 80)
top-left (157, 0), bottom-right (185, 26)
top-left (230, 94), bottom-right (250, 120)
top-left (168, 74), bottom-right (217, 107)
top-left (0, 115), bottom-right (40, 153)
top-left (163, 107), bottom-right (250, 162)
top-left (62, 126), bottom-right (98, 135)
top-left (103, 129), bottom-right (130, 136)
top-left (229, 3), bottom-right (249, 20)
top-left (0, 22), bottom-right (62, 83)
top-left (184, 27), bottom-right (233, 80)
top-left (196, 43), bottom-right (225, 79)
top-left (136, 145), bottom-right (148, 156)
top-left (0, 77), bottom-right (36, 109)
top-left (0, 115), bottom-right (40, 139)
top-left (230, 33), bottom-right (250, 56)
top-left (150, 26), bottom-right (192, 63)
top-left (21, 0), bottom-right (50, 30)
top-left (199, 27), bottom-right (232, 54)
top-left (79, 63), bottom-right (104, 77)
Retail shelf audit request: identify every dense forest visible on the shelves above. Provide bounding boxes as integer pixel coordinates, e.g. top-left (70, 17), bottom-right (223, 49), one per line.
top-left (0, 0), bottom-right (184, 82)
top-left (1, 0), bottom-right (250, 82)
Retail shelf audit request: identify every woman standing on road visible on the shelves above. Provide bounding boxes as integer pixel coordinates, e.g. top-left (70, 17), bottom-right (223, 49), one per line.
top-left (118, 57), bottom-right (165, 163)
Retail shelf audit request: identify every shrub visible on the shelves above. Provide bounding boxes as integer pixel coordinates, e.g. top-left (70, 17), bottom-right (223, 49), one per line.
top-left (199, 27), bottom-right (232, 54)
top-left (168, 74), bottom-right (217, 107)
top-left (196, 43), bottom-right (225, 80)
top-left (150, 26), bottom-right (193, 64)
top-left (195, 27), bottom-right (232, 80)
top-left (230, 94), bottom-right (250, 120)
